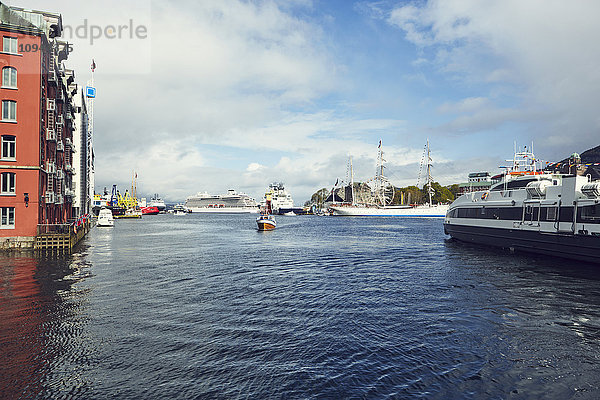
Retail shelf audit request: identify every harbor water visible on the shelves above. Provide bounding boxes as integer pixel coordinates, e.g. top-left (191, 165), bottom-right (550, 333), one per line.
top-left (1, 214), bottom-right (599, 399)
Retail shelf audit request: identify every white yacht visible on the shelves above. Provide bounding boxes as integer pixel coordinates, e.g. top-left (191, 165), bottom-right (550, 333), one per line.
top-left (97, 207), bottom-right (114, 227)
top-left (185, 189), bottom-right (259, 213)
top-left (444, 147), bottom-right (600, 263)
top-left (330, 140), bottom-right (449, 217)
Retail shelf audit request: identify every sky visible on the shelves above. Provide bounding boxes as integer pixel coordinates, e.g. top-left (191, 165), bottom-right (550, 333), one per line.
top-left (12, 0), bottom-right (600, 203)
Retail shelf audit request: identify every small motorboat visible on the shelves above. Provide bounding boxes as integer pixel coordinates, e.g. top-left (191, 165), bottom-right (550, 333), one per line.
top-left (97, 207), bottom-right (114, 227)
top-left (256, 214), bottom-right (276, 231)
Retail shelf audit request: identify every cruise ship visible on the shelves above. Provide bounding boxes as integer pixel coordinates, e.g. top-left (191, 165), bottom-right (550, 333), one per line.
top-left (330, 140), bottom-right (449, 217)
top-left (185, 189), bottom-right (259, 213)
top-left (444, 148), bottom-right (600, 263)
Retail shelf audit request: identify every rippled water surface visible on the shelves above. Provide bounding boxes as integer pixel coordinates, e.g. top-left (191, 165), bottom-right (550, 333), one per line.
top-left (1, 214), bottom-right (600, 399)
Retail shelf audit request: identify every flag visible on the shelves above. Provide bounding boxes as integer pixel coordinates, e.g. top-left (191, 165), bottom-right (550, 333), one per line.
top-left (91, 59), bottom-right (96, 72)
top-left (378, 140), bottom-right (381, 148)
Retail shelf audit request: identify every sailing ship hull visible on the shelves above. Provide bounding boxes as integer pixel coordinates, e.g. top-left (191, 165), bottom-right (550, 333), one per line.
top-left (444, 223), bottom-right (600, 264)
top-left (331, 204), bottom-right (449, 217)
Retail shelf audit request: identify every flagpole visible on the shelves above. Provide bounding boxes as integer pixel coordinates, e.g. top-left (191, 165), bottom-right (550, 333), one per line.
top-left (87, 60), bottom-right (96, 213)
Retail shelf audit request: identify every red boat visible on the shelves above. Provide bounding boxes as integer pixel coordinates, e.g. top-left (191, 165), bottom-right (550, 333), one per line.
top-left (141, 206), bottom-right (160, 215)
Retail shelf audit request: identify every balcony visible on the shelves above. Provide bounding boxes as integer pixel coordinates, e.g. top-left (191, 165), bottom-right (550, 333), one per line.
top-left (45, 191), bottom-right (55, 204)
top-left (56, 114), bottom-right (63, 125)
top-left (47, 98), bottom-right (56, 111)
top-left (46, 128), bottom-right (56, 141)
top-left (46, 161), bottom-right (56, 174)
top-left (56, 141), bottom-right (64, 152)
top-left (48, 70), bottom-right (57, 85)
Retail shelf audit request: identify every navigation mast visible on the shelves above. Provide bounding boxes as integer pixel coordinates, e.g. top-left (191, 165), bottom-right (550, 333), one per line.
top-left (426, 139), bottom-right (434, 206)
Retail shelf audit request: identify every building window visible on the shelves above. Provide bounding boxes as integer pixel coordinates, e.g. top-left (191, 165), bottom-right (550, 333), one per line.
top-left (2, 67), bottom-right (17, 88)
top-left (1, 207), bottom-right (15, 228)
top-left (1, 135), bottom-right (15, 160)
top-left (2, 100), bottom-right (16, 121)
top-left (2, 37), bottom-right (17, 54)
top-left (1, 172), bottom-right (15, 194)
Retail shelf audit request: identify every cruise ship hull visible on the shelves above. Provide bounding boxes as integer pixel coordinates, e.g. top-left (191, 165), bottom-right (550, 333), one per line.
top-left (444, 223), bottom-right (600, 264)
top-left (331, 204), bottom-right (449, 217)
top-left (187, 207), bottom-right (258, 214)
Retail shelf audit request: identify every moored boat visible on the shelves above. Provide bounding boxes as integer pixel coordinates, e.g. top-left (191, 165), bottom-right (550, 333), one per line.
top-left (141, 206), bottom-right (160, 215)
top-left (97, 207), bottom-right (114, 227)
top-left (173, 204), bottom-right (188, 215)
top-left (186, 189), bottom-right (258, 213)
top-left (330, 140), bottom-right (449, 217)
top-left (444, 147), bottom-right (600, 263)
top-left (148, 194), bottom-right (166, 212)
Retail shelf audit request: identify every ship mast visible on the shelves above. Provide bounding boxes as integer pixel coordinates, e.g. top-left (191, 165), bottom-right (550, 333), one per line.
top-left (426, 139), bottom-right (434, 206)
top-left (350, 156), bottom-right (355, 206)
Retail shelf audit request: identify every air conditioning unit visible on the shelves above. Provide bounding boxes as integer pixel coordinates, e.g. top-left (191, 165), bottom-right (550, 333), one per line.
top-left (46, 128), bottom-right (56, 141)
top-left (46, 161), bottom-right (56, 174)
top-left (45, 191), bottom-right (55, 204)
top-left (47, 99), bottom-right (56, 111)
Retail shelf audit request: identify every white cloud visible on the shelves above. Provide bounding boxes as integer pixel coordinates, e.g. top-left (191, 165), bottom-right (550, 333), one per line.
top-left (387, 0), bottom-right (600, 155)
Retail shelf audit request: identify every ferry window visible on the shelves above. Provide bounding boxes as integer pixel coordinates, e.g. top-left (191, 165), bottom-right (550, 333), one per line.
top-left (1, 172), bottom-right (15, 194)
top-left (2, 37), bottom-right (17, 54)
top-left (547, 207), bottom-right (557, 221)
top-left (525, 205), bottom-right (533, 215)
top-left (2, 67), bottom-right (17, 88)
top-left (0, 207), bottom-right (14, 228)
top-left (1, 135), bottom-right (15, 160)
top-left (580, 205), bottom-right (600, 222)
top-left (2, 100), bottom-right (16, 121)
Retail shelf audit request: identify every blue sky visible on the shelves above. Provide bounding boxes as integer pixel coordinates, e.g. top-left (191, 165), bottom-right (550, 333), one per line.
top-left (17, 0), bottom-right (600, 202)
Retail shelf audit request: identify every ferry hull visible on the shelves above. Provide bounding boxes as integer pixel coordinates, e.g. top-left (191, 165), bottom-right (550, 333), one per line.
top-left (331, 204), bottom-right (449, 217)
top-left (444, 223), bottom-right (600, 264)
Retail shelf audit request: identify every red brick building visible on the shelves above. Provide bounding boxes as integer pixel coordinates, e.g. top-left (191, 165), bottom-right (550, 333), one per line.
top-left (0, 5), bottom-right (78, 248)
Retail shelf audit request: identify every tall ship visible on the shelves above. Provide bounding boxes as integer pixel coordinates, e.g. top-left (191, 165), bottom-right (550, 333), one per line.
top-left (262, 183), bottom-right (302, 215)
top-left (185, 189), bottom-right (259, 213)
top-left (444, 146), bottom-right (600, 263)
top-left (330, 140), bottom-right (449, 217)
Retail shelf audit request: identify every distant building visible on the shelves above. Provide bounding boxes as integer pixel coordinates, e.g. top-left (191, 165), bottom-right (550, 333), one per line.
top-left (458, 172), bottom-right (492, 194)
top-left (0, 4), bottom-right (87, 248)
top-left (72, 87), bottom-right (91, 216)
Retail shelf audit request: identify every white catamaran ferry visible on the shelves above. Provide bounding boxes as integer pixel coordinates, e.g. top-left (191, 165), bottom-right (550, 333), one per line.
top-left (185, 189), bottom-right (259, 213)
top-left (330, 140), bottom-right (449, 217)
top-left (444, 147), bottom-right (600, 263)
